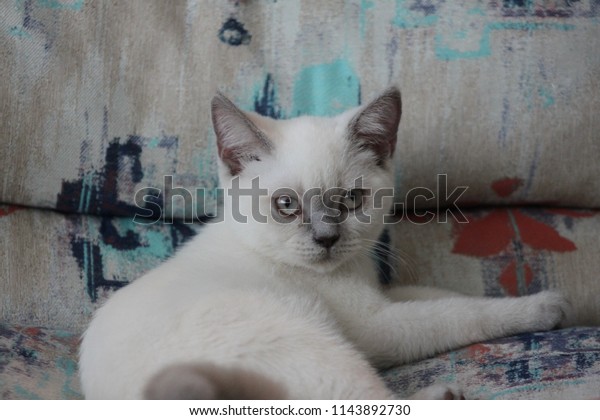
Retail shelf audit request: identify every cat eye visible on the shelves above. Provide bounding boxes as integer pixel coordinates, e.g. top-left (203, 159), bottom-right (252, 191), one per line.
top-left (274, 194), bottom-right (301, 217)
top-left (342, 189), bottom-right (365, 211)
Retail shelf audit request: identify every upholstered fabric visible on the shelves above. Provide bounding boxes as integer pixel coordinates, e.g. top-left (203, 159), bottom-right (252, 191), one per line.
top-left (2, 322), bottom-right (599, 400)
top-left (383, 327), bottom-right (600, 400)
top-left (2, 0), bottom-right (600, 218)
top-left (1, 0), bottom-right (599, 399)
top-left (2, 205), bottom-right (599, 331)
top-left (0, 205), bottom-right (199, 331)
top-left (0, 324), bottom-right (81, 400)
top-left (390, 206), bottom-right (600, 326)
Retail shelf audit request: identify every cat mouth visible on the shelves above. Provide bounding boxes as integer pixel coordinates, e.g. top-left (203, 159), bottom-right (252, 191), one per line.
top-left (303, 248), bottom-right (345, 270)
top-left (313, 252), bottom-right (334, 263)
top-left (294, 243), bottom-right (356, 272)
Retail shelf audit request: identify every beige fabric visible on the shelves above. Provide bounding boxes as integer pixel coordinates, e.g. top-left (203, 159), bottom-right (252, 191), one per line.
top-left (390, 208), bottom-right (600, 326)
top-left (0, 209), bottom-right (97, 330)
top-left (1, 205), bottom-right (598, 331)
top-left (0, 206), bottom-right (199, 330)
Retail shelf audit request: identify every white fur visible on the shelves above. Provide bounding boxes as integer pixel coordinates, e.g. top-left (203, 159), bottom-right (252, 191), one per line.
top-left (79, 90), bottom-right (568, 399)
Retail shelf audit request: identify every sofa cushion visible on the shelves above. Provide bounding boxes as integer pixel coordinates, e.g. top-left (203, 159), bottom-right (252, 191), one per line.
top-left (389, 207), bottom-right (600, 326)
top-left (2, 204), bottom-right (598, 332)
top-left (0, 324), bottom-right (80, 399)
top-left (382, 327), bottom-right (600, 399)
top-left (0, 205), bottom-right (199, 331)
top-left (2, 323), bottom-right (598, 400)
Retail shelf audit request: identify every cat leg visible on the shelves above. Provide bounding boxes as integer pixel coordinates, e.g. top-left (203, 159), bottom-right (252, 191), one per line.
top-left (348, 290), bottom-right (569, 368)
top-left (385, 285), bottom-right (466, 301)
top-left (381, 290), bottom-right (468, 401)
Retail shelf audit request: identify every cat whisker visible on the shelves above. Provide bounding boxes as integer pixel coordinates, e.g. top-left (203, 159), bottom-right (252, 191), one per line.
top-left (359, 238), bottom-right (419, 284)
top-left (355, 243), bottom-right (400, 279)
top-left (360, 237), bottom-right (417, 267)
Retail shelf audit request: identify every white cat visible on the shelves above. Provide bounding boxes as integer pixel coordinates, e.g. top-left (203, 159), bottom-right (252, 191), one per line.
top-left (79, 88), bottom-right (568, 399)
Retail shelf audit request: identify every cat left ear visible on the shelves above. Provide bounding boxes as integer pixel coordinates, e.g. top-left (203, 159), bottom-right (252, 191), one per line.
top-left (348, 87), bottom-right (401, 166)
top-left (211, 93), bottom-right (273, 176)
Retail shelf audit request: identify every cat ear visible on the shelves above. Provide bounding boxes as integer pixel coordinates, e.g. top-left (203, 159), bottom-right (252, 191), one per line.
top-left (211, 93), bottom-right (273, 176)
top-left (347, 87), bottom-right (401, 166)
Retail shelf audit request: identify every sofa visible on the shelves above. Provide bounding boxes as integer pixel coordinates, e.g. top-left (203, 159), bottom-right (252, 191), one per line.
top-left (1, 0), bottom-right (599, 399)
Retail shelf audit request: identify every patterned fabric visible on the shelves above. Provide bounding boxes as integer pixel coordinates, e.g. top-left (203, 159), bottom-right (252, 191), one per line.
top-left (2, 204), bottom-right (600, 399)
top-left (0, 205), bottom-right (200, 331)
top-left (2, 323), bottom-right (598, 400)
top-left (2, 0), bottom-right (600, 219)
top-left (1, 0), bottom-right (599, 399)
top-left (2, 204), bottom-right (599, 331)
top-left (390, 205), bottom-right (600, 326)
top-left (382, 327), bottom-right (600, 400)
top-left (0, 324), bottom-right (81, 399)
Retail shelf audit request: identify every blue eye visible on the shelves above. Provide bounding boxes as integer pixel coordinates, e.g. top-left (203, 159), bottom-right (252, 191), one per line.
top-left (343, 189), bottom-right (364, 210)
top-left (274, 195), bottom-right (300, 216)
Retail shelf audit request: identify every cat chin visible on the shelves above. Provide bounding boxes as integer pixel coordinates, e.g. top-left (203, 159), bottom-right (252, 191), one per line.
top-left (308, 262), bottom-right (345, 274)
top-left (297, 254), bottom-right (350, 274)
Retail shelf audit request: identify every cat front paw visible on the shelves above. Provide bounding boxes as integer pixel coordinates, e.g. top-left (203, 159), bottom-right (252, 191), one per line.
top-left (409, 384), bottom-right (465, 400)
top-left (523, 291), bottom-right (571, 331)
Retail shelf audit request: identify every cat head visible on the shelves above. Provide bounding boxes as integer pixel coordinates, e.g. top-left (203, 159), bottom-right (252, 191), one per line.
top-left (211, 88), bottom-right (401, 273)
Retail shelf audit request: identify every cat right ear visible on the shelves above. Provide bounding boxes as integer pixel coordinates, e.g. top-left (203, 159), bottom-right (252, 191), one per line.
top-left (211, 93), bottom-right (273, 176)
top-left (347, 87), bottom-right (401, 167)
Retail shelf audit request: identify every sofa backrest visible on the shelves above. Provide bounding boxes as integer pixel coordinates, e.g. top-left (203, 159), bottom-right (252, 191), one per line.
top-left (2, 0), bottom-right (599, 219)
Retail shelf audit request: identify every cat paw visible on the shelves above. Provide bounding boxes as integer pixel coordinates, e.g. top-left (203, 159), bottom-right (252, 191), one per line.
top-left (409, 384), bottom-right (465, 400)
top-left (523, 291), bottom-right (571, 330)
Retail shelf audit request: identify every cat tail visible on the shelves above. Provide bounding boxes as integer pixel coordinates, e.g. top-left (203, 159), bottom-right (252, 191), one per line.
top-left (144, 363), bottom-right (287, 400)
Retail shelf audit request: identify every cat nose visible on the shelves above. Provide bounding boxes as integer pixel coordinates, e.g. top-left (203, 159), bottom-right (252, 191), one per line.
top-left (313, 233), bottom-right (340, 249)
